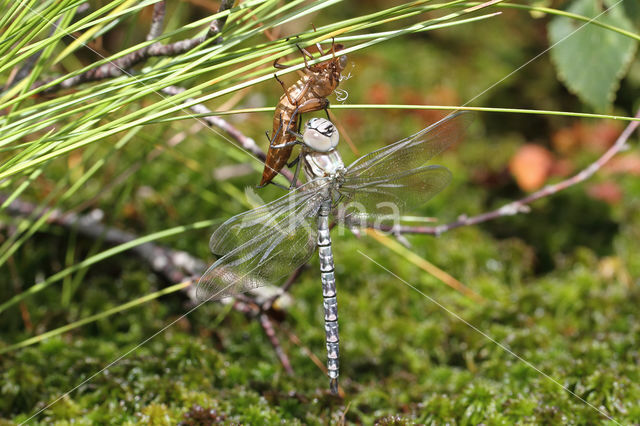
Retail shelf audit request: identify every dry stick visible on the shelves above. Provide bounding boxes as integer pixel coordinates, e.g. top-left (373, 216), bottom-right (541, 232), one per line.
top-left (160, 85), bottom-right (298, 184)
top-left (161, 85), bottom-right (268, 161)
top-left (147, 0), bottom-right (166, 40)
top-left (38, 0), bottom-right (234, 93)
top-left (260, 313), bottom-right (294, 375)
top-left (368, 109), bottom-right (640, 236)
top-left (280, 325), bottom-right (345, 397)
top-left (0, 193), bottom-right (207, 284)
top-left (263, 264), bottom-right (306, 311)
top-left (7, 0), bottom-right (296, 372)
top-left (227, 295), bottom-right (294, 374)
top-left (207, 0), bottom-right (234, 41)
top-left (0, 192), bottom-right (297, 372)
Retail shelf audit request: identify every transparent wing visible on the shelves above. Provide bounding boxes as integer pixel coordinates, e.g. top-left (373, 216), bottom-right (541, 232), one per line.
top-left (337, 112), bottom-right (472, 224)
top-left (197, 179), bottom-right (330, 302)
top-left (347, 111), bottom-right (473, 179)
top-left (338, 165), bottom-right (451, 224)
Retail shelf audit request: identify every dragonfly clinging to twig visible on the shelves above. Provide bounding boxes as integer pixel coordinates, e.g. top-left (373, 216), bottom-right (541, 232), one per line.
top-left (198, 111), bottom-right (472, 394)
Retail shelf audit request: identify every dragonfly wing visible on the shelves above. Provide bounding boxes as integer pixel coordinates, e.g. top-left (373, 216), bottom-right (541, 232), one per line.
top-left (197, 179), bottom-right (329, 302)
top-left (347, 111), bottom-right (473, 179)
top-left (338, 165), bottom-right (452, 224)
top-left (209, 179), bottom-right (327, 256)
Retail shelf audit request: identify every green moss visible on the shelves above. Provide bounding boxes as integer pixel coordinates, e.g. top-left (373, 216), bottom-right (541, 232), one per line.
top-left (2, 4), bottom-right (640, 424)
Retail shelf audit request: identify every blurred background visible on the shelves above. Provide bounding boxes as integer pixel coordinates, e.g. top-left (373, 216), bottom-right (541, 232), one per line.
top-left (1, 0), bottom-right (639, 423)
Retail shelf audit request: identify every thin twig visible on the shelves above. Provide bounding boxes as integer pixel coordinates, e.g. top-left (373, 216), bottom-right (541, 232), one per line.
top-left (0, 194), bottom-right (206, 284)
top-left (367, 109), bottom-right (640, 236)
top-left (228, 296), bottom-right (294, 374)
top-left (260, 313), bottom-right (294, 375)
top-left (207, 0), bottom-right (235, 42)
top-left (263, 264), bottom-right (306, 311)
top-left (161, 85), bottom-right (269, 163)
top-left (38, 0), bottom-right (234, 93)
top-left (147, 1), bottom-right (166, 40)
top-left (160, 85), bottom-right (297, 185)
top-left (0, 192), bottom-right (295, 373)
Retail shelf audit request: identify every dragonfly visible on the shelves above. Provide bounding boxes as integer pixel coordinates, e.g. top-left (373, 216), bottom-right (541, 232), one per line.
top-left (197, 111), bottom-right (472, 394)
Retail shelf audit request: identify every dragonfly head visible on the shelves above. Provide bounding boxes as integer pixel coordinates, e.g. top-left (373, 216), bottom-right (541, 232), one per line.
top-left (302, 118), bottom-right (339, 152)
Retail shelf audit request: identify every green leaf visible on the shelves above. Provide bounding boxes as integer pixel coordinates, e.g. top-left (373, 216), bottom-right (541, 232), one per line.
top-left (548, 0), bottom-right (638, 111)
top-left (623, 0), bottom-right (640, 29)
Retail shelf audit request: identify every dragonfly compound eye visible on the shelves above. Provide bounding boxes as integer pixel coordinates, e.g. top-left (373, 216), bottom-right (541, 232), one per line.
top-left (303, 118), bottom-right (339, 152)
top-left (338, 55), bottom-right (347, 71)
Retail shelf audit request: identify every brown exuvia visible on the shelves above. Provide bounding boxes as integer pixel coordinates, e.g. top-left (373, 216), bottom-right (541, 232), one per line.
top-left (259, 40), bottom-right (347, 187)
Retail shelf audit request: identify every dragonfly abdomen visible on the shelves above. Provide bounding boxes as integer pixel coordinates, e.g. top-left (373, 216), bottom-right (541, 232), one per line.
top-left (318, 199), bottom-right (339, 394)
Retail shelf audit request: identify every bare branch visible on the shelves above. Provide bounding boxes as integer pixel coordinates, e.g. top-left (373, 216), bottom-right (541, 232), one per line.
top-left (0, 193), bottom-right (206, 284)
top-left (260, 313), bottom-right (294, 375)
top-left (160, 84), bottom-right (296, 184)
top-left (262, 264), bottom-right (306, 312)
top-left (369, 108), bottom-right (640, 236)
top-left (39, 0), bottom-right (234, 93)
top-left (147, 1), bottom-right (166, 40)
top-left (207, 0), bottom-right (235, 42)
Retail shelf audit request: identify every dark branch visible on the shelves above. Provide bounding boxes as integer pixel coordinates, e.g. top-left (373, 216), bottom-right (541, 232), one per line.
top-left (160, 84), bottom-right (296, 184)
top-left (147, 1), bottom-right (166, 40)
top-left (0, 193), bottom-right (294, 373)
top-left (262, 264), bottom-right (306, 312)
top-left (207, 0), bottom-right (235, 41)
top-left (38, 0), bottom-right (235, 93)
top-left (260, 313), bottom-right (294, 375)
top-left (0, 193), bottom-right (206, 285)
top-left (367, 108), bottom-right (640, 236)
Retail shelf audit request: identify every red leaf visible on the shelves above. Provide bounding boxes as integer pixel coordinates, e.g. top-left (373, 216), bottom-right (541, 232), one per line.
top-left (587, 181), bottom-right (622, 204)
top-left (604, 153), bottom-right (640, 176)
top-left (509, 144), bottom-right (554, 191)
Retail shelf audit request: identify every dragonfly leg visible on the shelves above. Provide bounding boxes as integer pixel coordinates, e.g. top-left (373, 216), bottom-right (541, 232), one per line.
top-left (274, 74), bottom-right (299, 105)
top-left (330, 37), bottom-right (337, 57)
top-left (285, 98), bottom-right (330, 139)
top-left (286, 128), bottom-right (303, 141)
top-left (297, 43), bottom-right (313, 61)
top-left (297, 44), bottom-right (321, 72)
top-left (269, 114), bottom-right (301, 149)
top-left (287, 155), bottom-right (299, 168)
top-left (264, 113), bottom-right (285, 148)
top-left (273, 57), bottom-right (288, 69)
top-left (257, 179), bottom-right (289, 190)
top-left (291, 97), bottom-right (329, 117)
top-left (288, 154), bottom-right (302, 189)
top-left (270, 140), bottom-right (301, 149)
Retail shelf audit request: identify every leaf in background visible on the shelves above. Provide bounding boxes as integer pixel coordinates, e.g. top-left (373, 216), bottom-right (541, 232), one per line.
top-left (509, 144), bottom-right (554, 191)
top-left (548, 0), bottom-right (638, 111)
top-left (623, 0), bottom-right (640, 29)
top-left (587, 181), bottom-right (622, 204)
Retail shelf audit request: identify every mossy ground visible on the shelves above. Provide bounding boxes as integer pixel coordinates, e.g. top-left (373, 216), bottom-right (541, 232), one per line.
top-left (1, 4), bottom-right (640, 424)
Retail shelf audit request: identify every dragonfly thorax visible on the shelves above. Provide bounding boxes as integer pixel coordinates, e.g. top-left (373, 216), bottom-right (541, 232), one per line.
top-left (302, 148), bottom-right (345, 181)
